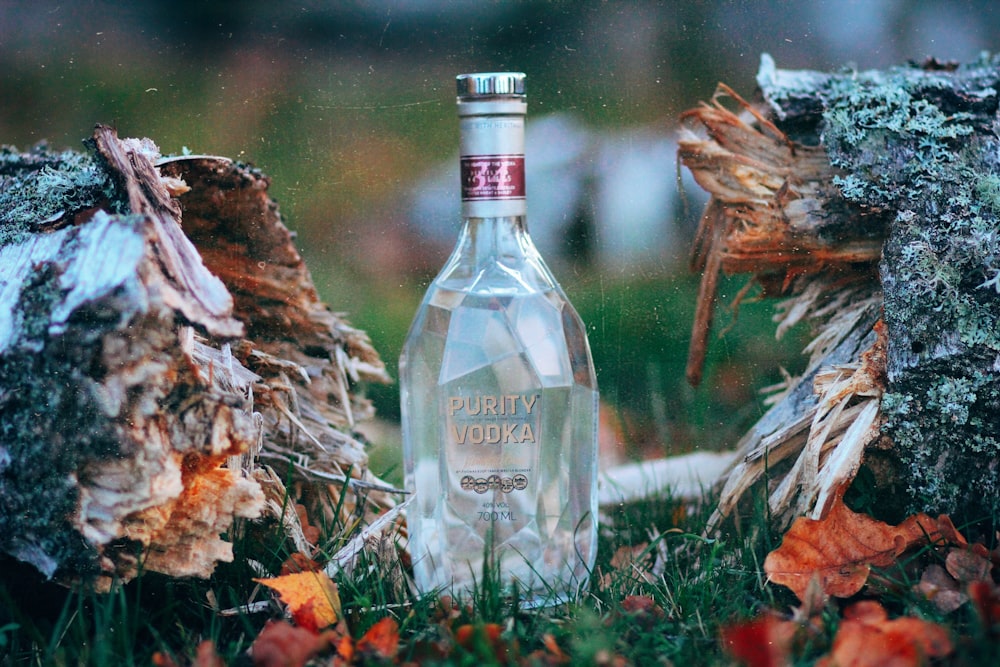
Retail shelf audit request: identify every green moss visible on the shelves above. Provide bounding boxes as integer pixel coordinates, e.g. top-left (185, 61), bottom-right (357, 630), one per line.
top-left (765, 54), bottom-right (1000, 523)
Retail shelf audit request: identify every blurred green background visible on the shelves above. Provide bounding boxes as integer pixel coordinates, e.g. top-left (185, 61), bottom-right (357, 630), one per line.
top-left (3, 1), bottom-right (996, 478)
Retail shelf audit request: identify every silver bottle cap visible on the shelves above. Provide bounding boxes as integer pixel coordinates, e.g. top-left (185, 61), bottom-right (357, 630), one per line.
top-left (456, 72), bottom-right (526, 99)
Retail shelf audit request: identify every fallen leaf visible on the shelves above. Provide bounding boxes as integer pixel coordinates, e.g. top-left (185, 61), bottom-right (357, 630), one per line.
top-left (151, 652), bottom-right (178, 667)
top-left (945, 546), bottom-right (992, 584)
top-left (764, 493), bottom-right (938, 601)
top-left (601, 543), bottom-right (654, 589)
top-left (720, 613), bottom-right (797, 667)
top-left (815, 600), bottom-right (952, 667)
top-left (334, 634), bottom-right (354, 665)
top-left (523, 635), bottom-right (572, 667)
top-left (916, 564), bottom-right (967, 614)
top-left (250, 619), bottom-right (339, 667)
top-left (355, 617), bottom-right (400, 661)
top-left (932, 514), bottom-right (967, 547)
top-left (912, 527), bottom-right (994, 615)
top-left (255, 571), bottom-right (341, 631)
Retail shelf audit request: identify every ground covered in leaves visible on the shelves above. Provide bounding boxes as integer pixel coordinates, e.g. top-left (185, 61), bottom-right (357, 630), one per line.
top-left (4, 485), bottom-right (1000, 666)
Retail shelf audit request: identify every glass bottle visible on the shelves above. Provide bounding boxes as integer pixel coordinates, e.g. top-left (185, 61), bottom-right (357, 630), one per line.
top-left (400, 72), bottom-right (599, 606)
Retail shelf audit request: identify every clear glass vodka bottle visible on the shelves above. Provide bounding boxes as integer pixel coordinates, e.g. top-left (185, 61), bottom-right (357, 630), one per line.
top-left (400, 72), bottom-right (599, 606)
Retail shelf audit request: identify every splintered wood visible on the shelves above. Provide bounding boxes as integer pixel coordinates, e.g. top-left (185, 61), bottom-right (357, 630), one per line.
top-left (679, 86), bottom-right (888, 529)
top-left (0, 126), bottom-right (396, 588)
top-left (679, 85), bottom-right (885, 389)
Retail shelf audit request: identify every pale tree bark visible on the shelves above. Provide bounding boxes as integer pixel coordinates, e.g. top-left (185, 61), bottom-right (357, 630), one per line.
top-left (0, 126), bottom-right (395, 588)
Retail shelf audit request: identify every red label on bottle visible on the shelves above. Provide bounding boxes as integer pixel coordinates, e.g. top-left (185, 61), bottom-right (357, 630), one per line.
top-left (460, 155), bottom-right (525, 201)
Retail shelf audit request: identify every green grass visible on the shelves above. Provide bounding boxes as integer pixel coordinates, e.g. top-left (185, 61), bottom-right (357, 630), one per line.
top-left (0, 482), bottom-right (780, 666)
top-left (4, 480), bottom-right (1000, 665)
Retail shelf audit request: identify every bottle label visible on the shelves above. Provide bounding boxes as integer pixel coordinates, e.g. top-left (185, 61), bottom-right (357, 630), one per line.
top-left (444, 392), bottom-right (540, 506)
top-left (460, 155), bottom-right (525, 202)
top-left (458, 112), bottom-right (526, 217)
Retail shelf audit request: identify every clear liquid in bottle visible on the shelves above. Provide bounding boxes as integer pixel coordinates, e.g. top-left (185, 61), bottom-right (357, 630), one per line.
top-left (400, 72), bottom-right (598, 606)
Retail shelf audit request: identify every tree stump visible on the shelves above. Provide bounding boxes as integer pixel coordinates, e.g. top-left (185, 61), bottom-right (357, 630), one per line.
top-left (680, 54), bottom-right (1000, 531)
top-left (0, 126), bottom-right (395, 588)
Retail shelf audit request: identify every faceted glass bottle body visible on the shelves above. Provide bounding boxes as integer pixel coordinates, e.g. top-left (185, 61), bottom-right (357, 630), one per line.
top-left (400, 215), bottom-right (598, 605)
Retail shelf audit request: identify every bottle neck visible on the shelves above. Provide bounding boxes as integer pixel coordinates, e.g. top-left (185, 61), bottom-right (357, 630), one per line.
top-left (443, 215), bottom-right (553, 294)
top-left (458, 98), bottom-right (527, 220)
top-left (457, 215), bottom-right (531, 266)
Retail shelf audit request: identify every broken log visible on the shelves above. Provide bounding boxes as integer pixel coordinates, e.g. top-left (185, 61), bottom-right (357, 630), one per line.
top-left (0, 126), bottom-right (395, 588)
top-left (681, 54), bottom-right (1000, 531)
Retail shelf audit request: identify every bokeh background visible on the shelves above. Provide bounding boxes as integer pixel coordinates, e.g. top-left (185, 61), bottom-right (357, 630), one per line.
top-left (3, 0), bottom-right (997, 480)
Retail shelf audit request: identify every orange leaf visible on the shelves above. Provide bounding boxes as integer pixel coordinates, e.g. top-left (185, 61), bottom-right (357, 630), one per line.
top-left (250, 619), bottom-right (339, 667)
top-left (524, 633), bottom-right (572, 666)
top-left (335, 634), bottom-right (354, 664)
top-left (720, 614), bottom-right (797, 667)
top-left (764, 494), bottom-right (938, 601)
top-left (816, 601), bottom-right (952, 667)
top-left (255, 571), bottom-right (341, 631)
top-left (356, 617), bottom-right (400, 661)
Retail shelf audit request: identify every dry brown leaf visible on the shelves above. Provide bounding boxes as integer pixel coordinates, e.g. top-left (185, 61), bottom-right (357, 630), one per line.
top-left (255, 571), bottom-right (341, 631)
top-left (764, 493), bottom-right (938, 601)
top-left (945, 546), bottom-right (993, 584)
top-left (932, 514), bottom-right (967, 547)
top-left (911, 522), bottom-right (994, 614)
top-left (601, 543), bottom-right (655, 588)
top-left (250, 620), bottom-right (340, 667)
top-left (815, 600), bottom-right (952, 667)
top-left (916, 564), bottom-right (968, 614)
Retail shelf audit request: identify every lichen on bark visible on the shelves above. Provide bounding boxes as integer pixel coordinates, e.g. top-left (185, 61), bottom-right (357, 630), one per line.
top-left (757, 53), bottom-right (1000, 523)
top-left (0, 144), bottom-right (120, 246)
